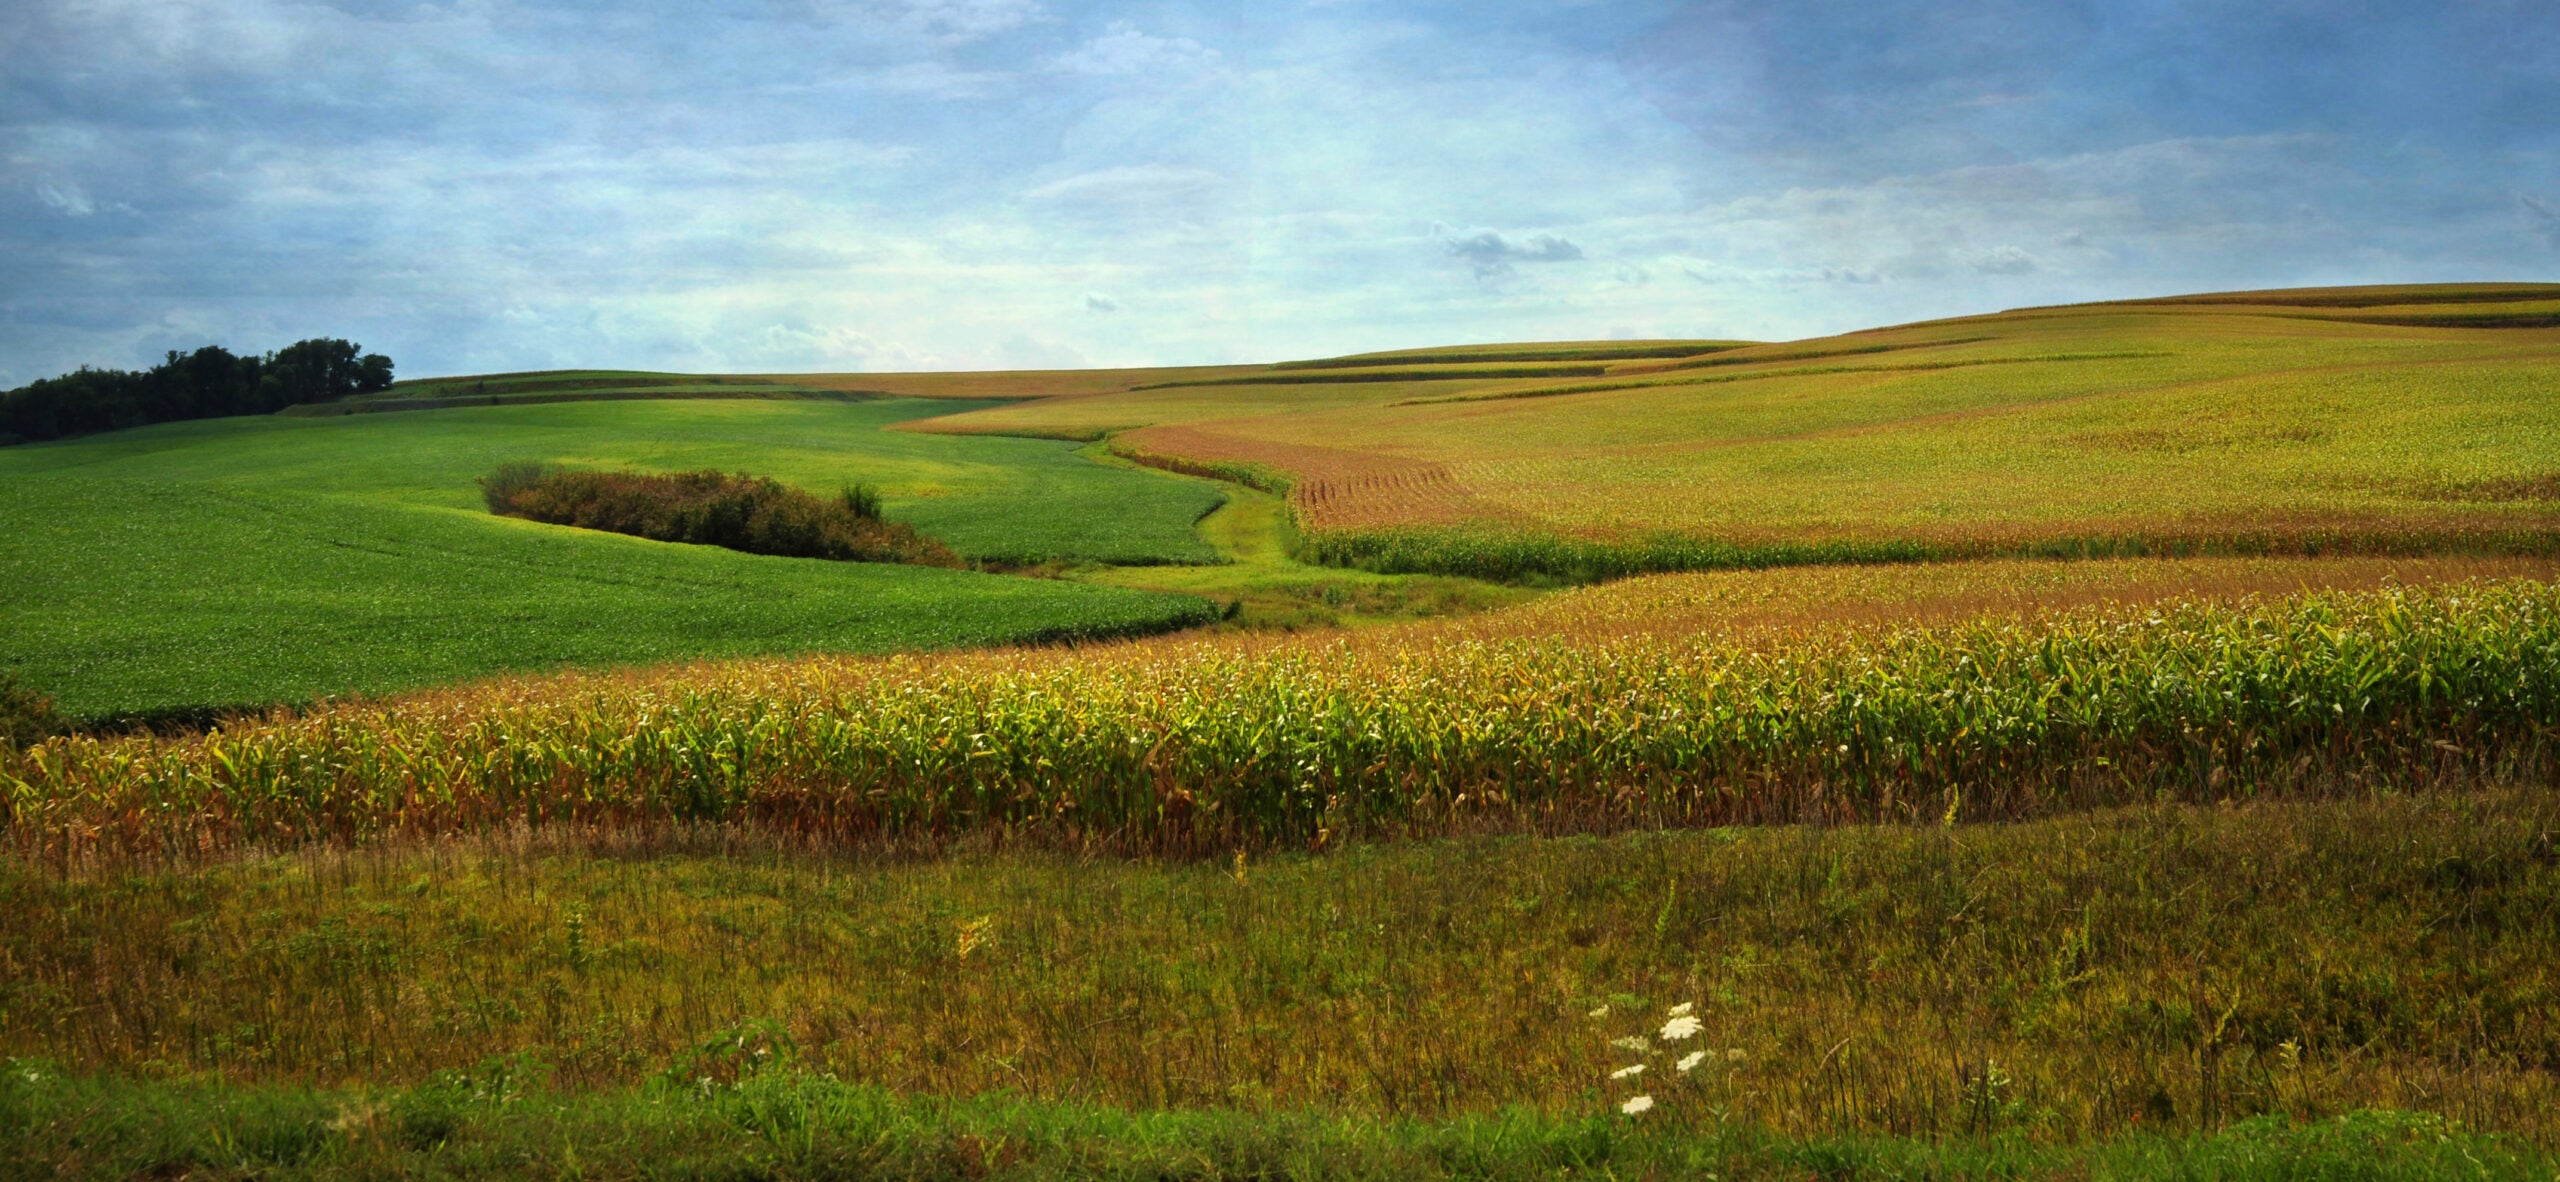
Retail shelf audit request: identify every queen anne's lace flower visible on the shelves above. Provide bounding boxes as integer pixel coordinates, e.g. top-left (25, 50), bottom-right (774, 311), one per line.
top-left (1610, 1063), bottom-right (1645, 1079)
top-left (1620, 1095), bottom-right (1654, 1115)
top-left (1660, 1015), bottom-right (1703, 1041)
top-left (1677, 1051), bottom-right (1707, 1072)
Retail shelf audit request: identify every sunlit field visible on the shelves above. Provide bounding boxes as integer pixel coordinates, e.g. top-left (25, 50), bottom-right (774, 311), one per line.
top-left (913, 285), bottom-right (2560, 578)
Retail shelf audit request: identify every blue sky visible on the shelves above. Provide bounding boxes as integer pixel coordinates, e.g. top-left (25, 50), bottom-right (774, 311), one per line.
top-left (3, 0), bottom-right (2555, 382)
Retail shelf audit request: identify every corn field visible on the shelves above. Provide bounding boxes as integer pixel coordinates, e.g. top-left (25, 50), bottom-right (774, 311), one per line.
top-left (9, 581), bottom-right (2560, 863)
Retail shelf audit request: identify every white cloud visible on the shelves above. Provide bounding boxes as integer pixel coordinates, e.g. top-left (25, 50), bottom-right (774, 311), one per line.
top-left (33, 180), bottom-right (95, 217)
top-left (1962, 245), bottom-right (2040, 275)
top-left (1050, 22), bottom-right (1220, 77)
top-left (1022, 164), bottom-right (1226, 205)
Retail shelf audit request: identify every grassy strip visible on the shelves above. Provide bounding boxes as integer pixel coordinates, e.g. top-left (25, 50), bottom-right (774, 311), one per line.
top-left (2296, 311), bottom-right (2560, 330)
top-left (1, 1069), bottom-right (2541, 1182)
top-left (1652, 335), bottom-right (1997, 371)
top-left (12, 581), bottom-right (2560, 859)
top-left (1131, 366), bottom-right (1609, 390)
top-left (1107, 438), bottom-right (1298, 498)
top-left (1296, 523), bottom-right (2560, 583)
top-left (1270, 342), bottom-right (1746, 368)
top-left (1388, 351), bottom-right (2174, 407)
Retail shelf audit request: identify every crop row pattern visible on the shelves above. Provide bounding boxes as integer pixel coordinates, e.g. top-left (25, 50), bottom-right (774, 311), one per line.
top-left (8, 583), bottom-right (2557, 861)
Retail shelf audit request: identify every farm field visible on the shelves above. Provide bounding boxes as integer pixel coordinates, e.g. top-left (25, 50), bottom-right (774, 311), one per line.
top-left (0, 397), bottom-right (1225, 722)
top-left (13, 553), bottom-right (2554, 860)
top-left (910, 284), bottom-right (2560, 575)
top-left (8, 287), bottom-right (2560, 1175)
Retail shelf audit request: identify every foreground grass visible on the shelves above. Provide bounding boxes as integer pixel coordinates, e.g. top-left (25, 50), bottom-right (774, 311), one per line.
top-left (0, 398), bottom-right (1223, 721)
top-left (5, 792), bottom-right (2556, 1139)
top-left (3, 1070), bottom-right (2544, 1181)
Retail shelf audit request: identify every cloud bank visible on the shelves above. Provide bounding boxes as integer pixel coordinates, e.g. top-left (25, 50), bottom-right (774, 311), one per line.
top-left (1, 0), bottom-right (2553, 383)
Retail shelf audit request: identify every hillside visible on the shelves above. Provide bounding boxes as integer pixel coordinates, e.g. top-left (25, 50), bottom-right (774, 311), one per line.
top-left (0, 398), bottom-right (1224, 721)
top-left (916, 283), bottom-right (2560, 571)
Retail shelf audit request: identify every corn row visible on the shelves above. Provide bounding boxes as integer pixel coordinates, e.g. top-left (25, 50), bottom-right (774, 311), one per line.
top-left (9, 583), bottom-right (2558, 860)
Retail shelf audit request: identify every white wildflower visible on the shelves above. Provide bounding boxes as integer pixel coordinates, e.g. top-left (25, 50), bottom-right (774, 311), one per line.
top-left (1611, 1063), bottom-right (1645, 1080)
top-left (1621, 1094), bottom-right (1654, 1115)
top-left (1587, 1005), bottom-right (1610, 1019)
top-left (1677, 1051), bottom-right (1707, 1072)
top-left (1609, 1035), bottom-right (1652, 1053)
top-left (1666, 1002), bottom-right (1694, 1017)
top-left (1660, 1015), bottom-right (1703, 1041)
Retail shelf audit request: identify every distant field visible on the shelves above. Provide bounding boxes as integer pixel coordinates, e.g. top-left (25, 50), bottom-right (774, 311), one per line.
top-left (903, 284), bottom-right (2560, 576)
top-left (0, 398), bottom-right (1222, 720)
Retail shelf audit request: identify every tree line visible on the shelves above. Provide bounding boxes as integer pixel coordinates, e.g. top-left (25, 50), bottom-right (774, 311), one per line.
top-left (0, 338), bottom-right (394, 444)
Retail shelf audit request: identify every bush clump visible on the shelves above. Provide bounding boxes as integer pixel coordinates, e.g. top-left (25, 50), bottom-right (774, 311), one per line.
top-left (480, 465), bottom-right (960, 567)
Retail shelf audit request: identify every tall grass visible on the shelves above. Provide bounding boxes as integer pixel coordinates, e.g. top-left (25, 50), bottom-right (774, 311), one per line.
top-left (10, 580), bottom-right (2560, 862)
top-left (3, 1069), bottom-right (2546, 1180)
top-left (4, 793), bottom-right (2557, 1136)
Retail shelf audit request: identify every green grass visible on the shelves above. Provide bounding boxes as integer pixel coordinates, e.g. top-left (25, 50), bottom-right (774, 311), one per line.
top-left (1, 1071), bottom-right (2542, 1180)
top-left (1074, 459), bottom-right (1539, 628)
top-left (0, 398), bottom-right (1224, 721)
